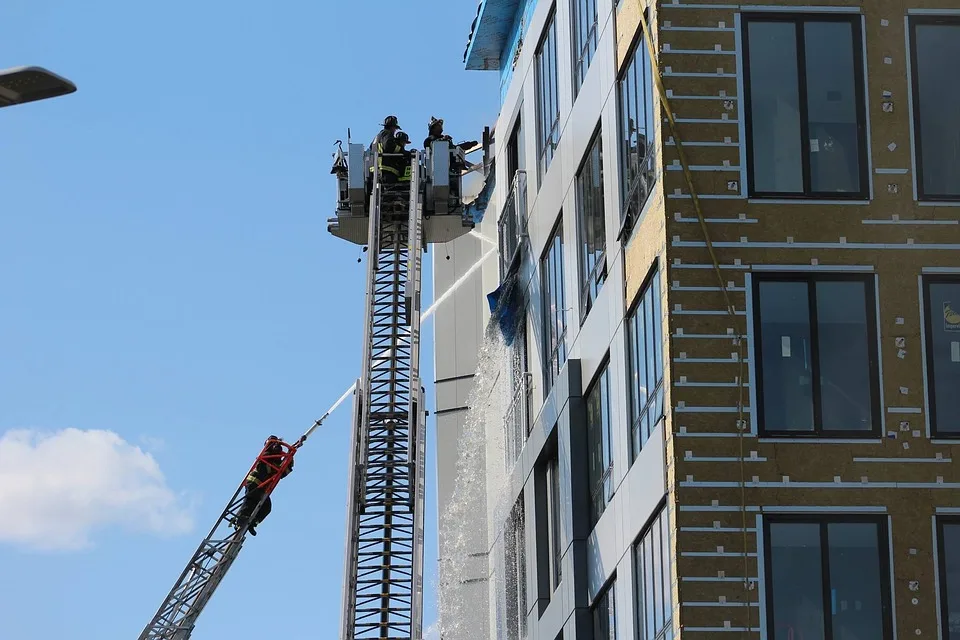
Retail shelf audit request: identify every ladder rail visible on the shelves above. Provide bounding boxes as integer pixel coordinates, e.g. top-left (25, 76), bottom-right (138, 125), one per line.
top-left (341, 149), bottom-right (424, 639)
top-left (138, 442), bottom-right (296, 640)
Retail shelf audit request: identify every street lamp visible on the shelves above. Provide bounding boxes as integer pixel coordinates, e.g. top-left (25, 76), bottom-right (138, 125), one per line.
top-left (0, 66), bottom-right (76, 109)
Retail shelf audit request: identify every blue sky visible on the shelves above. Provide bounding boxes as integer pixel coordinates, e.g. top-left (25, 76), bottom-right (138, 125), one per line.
top-left (0, 1), bottom-right (497, 638)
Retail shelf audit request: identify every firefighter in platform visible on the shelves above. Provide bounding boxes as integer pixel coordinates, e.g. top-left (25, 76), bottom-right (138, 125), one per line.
top-left (370, 115), bottom-right (407, 184)
top-left (423, 116), bottom-right (453, 150)
top-left (388, 130), bottom-right (414, 183)
top-left (236, 435), bottom-right (294, 536)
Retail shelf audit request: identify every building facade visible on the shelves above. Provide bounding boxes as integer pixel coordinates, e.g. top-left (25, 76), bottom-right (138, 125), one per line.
top-left (433, 0), bottom-right (960, 638)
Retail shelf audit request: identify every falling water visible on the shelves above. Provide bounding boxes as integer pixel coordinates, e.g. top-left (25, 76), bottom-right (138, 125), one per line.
top-left (438, 272), bottom-right (527, 640)
top-left (306, 246), bottom-right (517, 638)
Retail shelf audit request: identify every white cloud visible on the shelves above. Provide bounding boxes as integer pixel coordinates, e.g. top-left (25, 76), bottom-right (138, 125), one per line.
top-left (423, 622), bottom-right (441, 640)
top-left (0, 428), bottom-right (194, 551)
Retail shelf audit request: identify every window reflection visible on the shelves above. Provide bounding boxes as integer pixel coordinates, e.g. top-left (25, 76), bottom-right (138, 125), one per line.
top-left (755, 275), bottom-right (878, 436)
top-left (586, 363), bottom-right (612, 525)
top-left (924, 279), bottom-right (960, 435)
top-left (938, 520), bottom-right (960, 637)
top-left (765, 518), bottom-right (891, 640)
top-left (743, 15), bottom-right (866, 198)
top-left (911, 20), bottom-right (960, 199)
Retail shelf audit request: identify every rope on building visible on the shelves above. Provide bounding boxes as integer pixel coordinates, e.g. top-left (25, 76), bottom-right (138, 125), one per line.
top-left (634, 4), bottom-right (754, 636)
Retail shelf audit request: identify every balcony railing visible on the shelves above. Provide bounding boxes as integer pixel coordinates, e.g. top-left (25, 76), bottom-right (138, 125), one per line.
top-left (503, 373), bottom-right (532, 470)
top-left (498, 170), bottom-right (528, 280)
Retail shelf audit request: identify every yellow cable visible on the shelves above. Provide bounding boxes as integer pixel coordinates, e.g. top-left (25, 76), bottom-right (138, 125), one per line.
top-left (634, 5), bottom-right (752, 636)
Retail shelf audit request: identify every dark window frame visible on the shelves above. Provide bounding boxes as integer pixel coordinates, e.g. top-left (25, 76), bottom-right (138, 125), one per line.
top-left (751, 272), bottom-right (882, 438)
top-left (591, 576), bottom-right (617, 640)
top-left (909, 15), bottom-right (960, 202)
top-left (585, 354), bottom-right (613, 527)
top-left (541, 215), bottom-right (567, 393)
top-left (633, 500), bottom-right (673, 640)
top-left (936, 515), bottom-right (960, 636)
top-left (571, 0), bottom-right (599, 98)
top-left (506, 109), bottom-right (524, 188)
top-left (626, 261), bottom-right (664, 461)
top-left (740, 12), bottom-right (870, 200)
top-left (535, 6), bottom-right (561, 182)
top-left (576, 123), bottom-right (608, 322)
top-left (616, 13), bottom-right (657, 241)
top-left (761, 514), bottom-right (895, 640)
top-left (921, 274), bottom-right (960, 438)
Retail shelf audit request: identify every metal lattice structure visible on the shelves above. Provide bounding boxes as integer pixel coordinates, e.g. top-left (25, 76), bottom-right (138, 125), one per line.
top-left (341, 154), bottom-right (427, 640)
top-left (137, 441), bottom-right (298, 640)
top-left (136, 135), bottom-right (475, 640)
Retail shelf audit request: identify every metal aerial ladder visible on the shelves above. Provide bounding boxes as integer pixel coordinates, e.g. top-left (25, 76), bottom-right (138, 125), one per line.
top-left (135, 132), bottom-right (478, 640)
top-left (135, 414), bottom-right (335, 640)
top-left (329, 134), bottom-right (476, 639)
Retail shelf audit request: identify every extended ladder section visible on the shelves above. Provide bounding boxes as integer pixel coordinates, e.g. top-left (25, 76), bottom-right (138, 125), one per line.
top-left (332, 140), bottom-right (474, 640)
top-left (137, 440), bottom-right (298, 640)
top-left (341, 152), bottom-right (426, 640)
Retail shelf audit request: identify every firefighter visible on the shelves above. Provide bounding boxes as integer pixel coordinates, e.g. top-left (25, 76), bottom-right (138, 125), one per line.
top-left (423, 116), bottom-right (453, 150)
top-left (371, 115), bottom-right (406, 184)
top-left (389, 130), bottom-right (414, 183)
top-left (236, 435), bottom-right (294, 536)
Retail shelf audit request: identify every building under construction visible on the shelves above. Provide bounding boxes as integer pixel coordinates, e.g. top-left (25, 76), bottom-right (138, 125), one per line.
top-left (433, 0), bottom-right (960, 638)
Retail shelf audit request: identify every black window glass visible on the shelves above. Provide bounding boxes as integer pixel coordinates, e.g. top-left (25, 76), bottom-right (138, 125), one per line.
top-left (938, 519), bottom-right (960, 638)
top-left (746, 21), bottom-right (803, 193)
top-left (576, 129), bottom-right (606, 319)
top-left (541, 220), bottom-right (567, 392)
top-left (592, 581), bottom-right (616, 639)
top-left (910, 19), bottom-right (960, 200)
top-left (586, 363), bottom-right (612, 525)
top-left (536, 12), bottom-right (560, 181)
top-left (627, 270), bottom-right (664, 458)
top-left (572, 0), bottom-right (598, 97)
top-left (923, 278), bottom-right (960, 435)
top-left (617, 19), bottom-right (656, 236)
top-left (765, 518), bottom-right (892, 640)
top-left (754, 275), bottom-right (879, 436)
top-left (634, 507), bottom-right (672, 640)
top-left (826, 522), bottom-right (886, 639)
top-left (743, 15), bottom-right (867, 198)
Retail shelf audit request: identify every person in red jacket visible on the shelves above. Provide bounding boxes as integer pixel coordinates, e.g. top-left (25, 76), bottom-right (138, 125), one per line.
top-left (236, 435), bottom-right (294, 536)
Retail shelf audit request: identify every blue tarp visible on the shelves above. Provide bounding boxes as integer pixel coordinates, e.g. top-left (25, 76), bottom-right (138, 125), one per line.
top-left (486, 265), bottom-right (523, 346)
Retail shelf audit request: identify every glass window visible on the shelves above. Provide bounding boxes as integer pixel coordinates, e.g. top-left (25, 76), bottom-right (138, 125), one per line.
top-left (571, 0), bottom-right (598, 97)
top-left (586, 361), bottom-right (612, 526)
top-left (922, 277), bottom-right (960, 436)
top-left (541, 219), bottom-right (567, 393)
top-left (753, 274), bottom-right (880, 437)
top-left (909, 17), bottom-right (960, 200)
top-left (627, 268), bottom-right (664, 458)
top-left (547, 453), bottom-right (563, 590)
top-left (763, 517), bottom-right (893, 640)
top-left (507, 113), bottom-right (525, 187)
top-left (617, 19), bottom-right (656, 237)
top-left (536, 11), bottom-right (560, 181)
top-left (634, 506), bottom-right (673, 640)
top-left (592, 579), bottom-right (616, 640)
top-left (742, 14), bottom-right (868, 199)
top-left (576, 127), bottom-right (607, 320)
top-left (505, 498), bottom-right (527, 639)
top-left (937, 518), bottom-right (960, 638)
